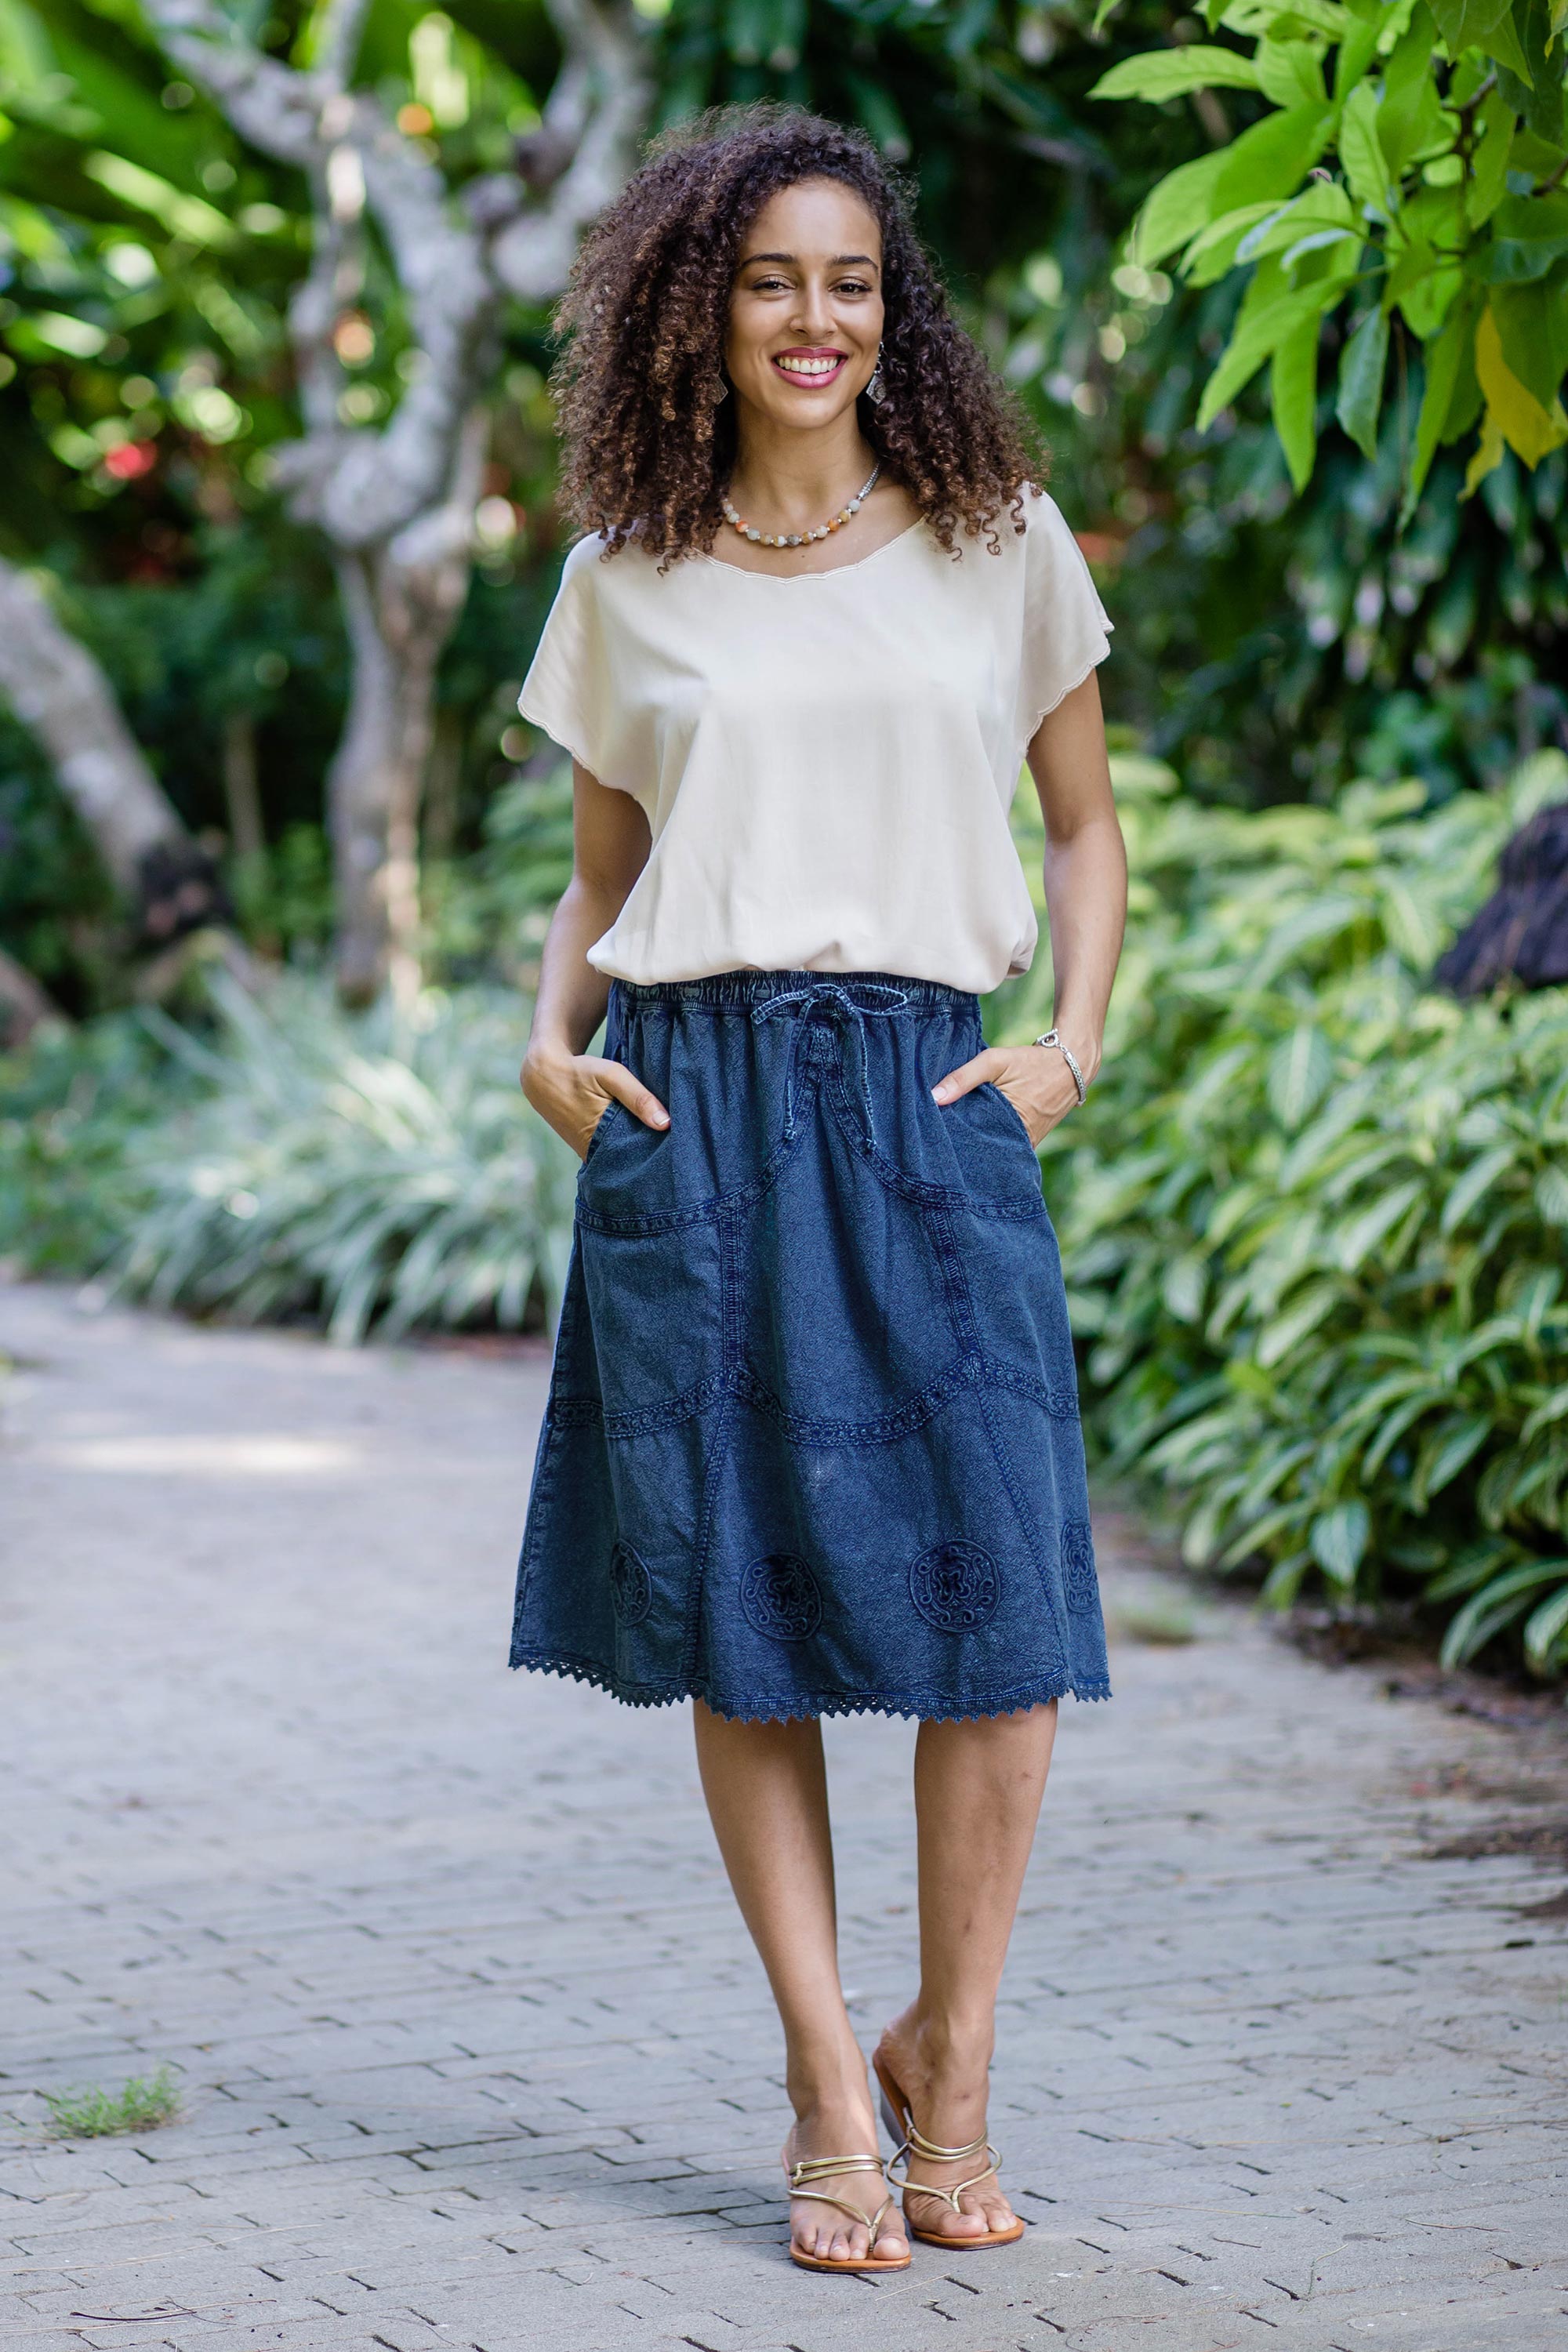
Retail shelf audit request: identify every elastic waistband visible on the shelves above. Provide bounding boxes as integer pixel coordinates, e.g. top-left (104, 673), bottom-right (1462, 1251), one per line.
top-left (612, 969), bottom-right (977, 1014)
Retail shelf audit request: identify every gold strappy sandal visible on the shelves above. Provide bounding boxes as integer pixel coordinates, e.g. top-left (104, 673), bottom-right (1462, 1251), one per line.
top-left (782, 2147), bottom-right (912, 2274)
top-left (874, 2058), bottom-right (1026, 2250)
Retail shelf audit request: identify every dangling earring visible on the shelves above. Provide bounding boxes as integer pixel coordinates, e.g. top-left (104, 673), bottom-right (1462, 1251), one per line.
top-left (713, 376), bottom-right (729, 405)
top-left (865, 343), bottom-right (887, 406)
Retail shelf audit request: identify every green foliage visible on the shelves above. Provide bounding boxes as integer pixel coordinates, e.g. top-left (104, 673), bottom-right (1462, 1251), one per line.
top-left (0, 2), bottom-right (571, 1007)
top-left (983, 29), bottom-right (1565, 809)
top-left (43, 2067), bottom-right (180, 2138)
top-left (0, 0), bottom-right (307, 539)
top-left (0, 969), bottom-right (579, 1340)
top-left (425, 759), bottom-right (575, 988)
top-left (0, 1007), bottom-right (178, 1269)
top-left (1092, 0), bottom-right (1568, 501)
top-left (116, 975), bottom-right (578, 1342)
top-left (652, 0), bottom-right (1116, 261)
top-left (0, 710), bottom-right (119, 1008)
top-left (996, 750), bottom-right (1568, 1677)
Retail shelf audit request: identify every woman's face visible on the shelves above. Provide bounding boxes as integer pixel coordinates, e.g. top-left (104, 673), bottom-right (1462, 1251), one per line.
top-left (725, 176), bottom-right (884, 432)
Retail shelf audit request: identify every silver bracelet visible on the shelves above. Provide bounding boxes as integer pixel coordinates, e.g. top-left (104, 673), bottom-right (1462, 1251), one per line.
top-left (1032, 1028), bottom-right (1087, 1105)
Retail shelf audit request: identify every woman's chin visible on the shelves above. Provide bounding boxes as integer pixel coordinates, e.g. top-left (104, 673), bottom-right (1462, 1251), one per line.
top-left (741, 383), bottom-right (865, 433)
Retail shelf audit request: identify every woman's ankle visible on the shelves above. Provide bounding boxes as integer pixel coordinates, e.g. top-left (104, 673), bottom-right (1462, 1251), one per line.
top-left (785, 2038), bottom-right (872, 2124)
top-left (884, 2004), bottom-right (996, 2081)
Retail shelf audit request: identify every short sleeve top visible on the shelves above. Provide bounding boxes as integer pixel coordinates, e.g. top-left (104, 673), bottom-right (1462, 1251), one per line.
top-left (517, 484), bottom-right (1112, 994)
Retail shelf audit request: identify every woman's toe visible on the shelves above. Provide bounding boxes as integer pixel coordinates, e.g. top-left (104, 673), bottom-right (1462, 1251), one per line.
top-left (908, 2195), bottom-right (978, 2238)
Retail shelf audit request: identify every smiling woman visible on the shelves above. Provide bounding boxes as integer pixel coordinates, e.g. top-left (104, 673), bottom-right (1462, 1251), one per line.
top-left (514, 102), bottom-right (1129, 2285)
top-left (546, 103), bottom-right (1036, 568)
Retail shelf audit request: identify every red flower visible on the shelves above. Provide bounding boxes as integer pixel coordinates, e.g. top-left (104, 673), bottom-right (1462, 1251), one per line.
top-left (103, 440), bottom-right (158, 481)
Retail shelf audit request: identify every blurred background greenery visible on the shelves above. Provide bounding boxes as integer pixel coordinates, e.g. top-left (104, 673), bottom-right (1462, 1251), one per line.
top-left (2, 0), bottom-right (1566, 1677)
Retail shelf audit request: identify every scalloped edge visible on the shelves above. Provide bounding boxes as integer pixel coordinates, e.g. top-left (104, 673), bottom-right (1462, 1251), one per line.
top-left (508, 1645), bottom-right (1112, 1722)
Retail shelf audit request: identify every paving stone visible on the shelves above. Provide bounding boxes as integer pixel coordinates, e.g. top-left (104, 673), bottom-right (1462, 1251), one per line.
top-left (2, 1277), bottom-right (1566, 2352)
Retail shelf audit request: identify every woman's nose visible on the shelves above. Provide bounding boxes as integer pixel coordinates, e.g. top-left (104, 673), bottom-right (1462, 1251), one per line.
top-left (789, 281), bottom-right (833, 337)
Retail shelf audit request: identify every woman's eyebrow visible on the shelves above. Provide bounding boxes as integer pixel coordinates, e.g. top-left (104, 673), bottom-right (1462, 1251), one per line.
top-left (739, 250), bottom-right (880, 268)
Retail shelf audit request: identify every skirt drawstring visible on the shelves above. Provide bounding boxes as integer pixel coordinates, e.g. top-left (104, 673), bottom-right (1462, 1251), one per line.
top-left (750, 979), bottom-right (910, 1154)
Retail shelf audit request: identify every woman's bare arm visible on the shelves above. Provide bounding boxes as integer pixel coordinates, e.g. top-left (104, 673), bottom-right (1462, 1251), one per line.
top-left (521, 760), bottom-right (670, 1157)
top-left (931, 670), bottom-right (1127, 1143)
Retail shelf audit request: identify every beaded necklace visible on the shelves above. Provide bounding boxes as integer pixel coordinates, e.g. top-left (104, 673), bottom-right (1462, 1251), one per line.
top-left (720, 462), bottom-right (881, 549)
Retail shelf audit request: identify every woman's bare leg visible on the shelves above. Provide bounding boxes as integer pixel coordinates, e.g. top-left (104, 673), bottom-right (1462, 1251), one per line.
top-left (874, 1700), bottom-right (1058, 2241)
top-left (691, 1700), bottom-right (909, 2266)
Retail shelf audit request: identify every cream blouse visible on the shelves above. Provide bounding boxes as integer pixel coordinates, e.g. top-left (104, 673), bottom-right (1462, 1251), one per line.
top-left (517, 485), bottom-right (1112, 994)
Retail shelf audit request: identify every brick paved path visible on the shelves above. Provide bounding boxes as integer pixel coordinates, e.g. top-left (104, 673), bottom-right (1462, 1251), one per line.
top-left (2, 1278), bottom-right (1566, 2352)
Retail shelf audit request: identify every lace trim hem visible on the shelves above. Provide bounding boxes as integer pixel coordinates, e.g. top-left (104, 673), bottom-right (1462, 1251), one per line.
top-left (508, 1643), bottom-right (1112, 1722)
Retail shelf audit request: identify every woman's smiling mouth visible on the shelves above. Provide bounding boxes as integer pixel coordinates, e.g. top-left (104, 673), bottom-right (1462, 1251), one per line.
top-left (771, 348), bottom-right (848, 385)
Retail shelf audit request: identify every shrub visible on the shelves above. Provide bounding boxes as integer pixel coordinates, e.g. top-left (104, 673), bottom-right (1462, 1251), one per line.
top-left (118, 977), bottom-right (577, 1342)
top-left (996, 750), bottom-right (1568, 1677)
top-left (0, 1013), bottom-right (181, 1276)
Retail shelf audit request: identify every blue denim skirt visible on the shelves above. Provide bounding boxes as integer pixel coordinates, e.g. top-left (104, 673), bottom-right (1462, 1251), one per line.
top-left (510, 971), bottom-right (1110, 1722)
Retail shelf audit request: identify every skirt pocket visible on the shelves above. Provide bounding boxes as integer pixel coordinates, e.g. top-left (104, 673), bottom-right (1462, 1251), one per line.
top-left (578, 1094), bottom-right (628, 1172)
top-left (575, 1107), bottom-right (724, 1423)
top-left (577, 1218), bottom-right (723, 1421)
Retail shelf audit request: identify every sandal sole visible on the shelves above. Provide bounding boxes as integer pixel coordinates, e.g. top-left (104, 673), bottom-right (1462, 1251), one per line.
top-left (789, 2247), bottom-right (913, 2272)
top-left (907, 2217), bottom-right (1025, 2249)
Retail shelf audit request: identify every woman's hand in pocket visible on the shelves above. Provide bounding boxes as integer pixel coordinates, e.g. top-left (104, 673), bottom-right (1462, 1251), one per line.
top-left (521, 1046), bottom-right (670, 1163)
top-left (931, 1043), bottom-right (1085, 1147)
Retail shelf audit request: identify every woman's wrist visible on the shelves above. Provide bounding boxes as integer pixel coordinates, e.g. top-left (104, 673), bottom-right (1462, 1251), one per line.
top-left (1046, 1012), bottom-right (1101, 1071)
top-left (524, 1035), bottom-right (576, 1069)
top-left (1031, 1023), bottom-right (1102, 1092)
top-left (521, 1036), bottom-right (585, 1099)
top-left (1066, 1035), bottom-right (1103, 1086)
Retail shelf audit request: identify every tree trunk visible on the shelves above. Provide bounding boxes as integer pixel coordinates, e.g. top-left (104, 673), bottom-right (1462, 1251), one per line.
top-left (0, 557), bottom-right (236, 958)
top-left (143, 0), bottom-right (650, 1006)
top-left (327, 408), bottom-right (486, 1007)
top-left (221, 710), bottom-right (265, 862)
top-left (423, 708), bottom-right (464, 866)
top-left (0, 946), bottom-right (64, 1048)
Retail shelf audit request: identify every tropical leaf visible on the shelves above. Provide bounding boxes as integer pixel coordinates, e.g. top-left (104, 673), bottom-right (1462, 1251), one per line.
top-left (1440, 1559), bottom-right (1568, 1666)
top-left (1336, 1178), bottom-right (1427, 1271)
top-left (1310, 1498), bottom-right (1371, 1584)
top-left (1523, 1584), bottom-right (1568, 1672)
top-left (1092, 46), bottom-right (1263, 101)
top-left (1475, 302), bottom-right (1568, 464)
top-left (1535, 1166), bottom-right (1568, 1225)
top-left (1270, 312), bottom-right (1322, 489)
top-left (1412, 1411), bottom-right (1494, 1505)
top-left (1336, 304), bottom-right (1389, 458)
top-left (1439, 1143), bottom-right (1520, 1232)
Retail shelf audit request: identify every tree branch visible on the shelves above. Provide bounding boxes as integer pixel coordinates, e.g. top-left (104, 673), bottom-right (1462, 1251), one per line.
top-left (0, 560), bottom-right (187, 893)
top-left (145, 0), bottom-right (649, 539)
top-left (315, 0), bottom-right (372, 91)
top-left (145, 0), bottom-right (491, 551)
top-left (487, 0), bottom-right (652, 302)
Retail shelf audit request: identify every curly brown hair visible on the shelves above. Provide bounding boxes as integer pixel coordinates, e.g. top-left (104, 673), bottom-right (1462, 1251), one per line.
top-left (547, 103), bottom-right (1043, 567)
